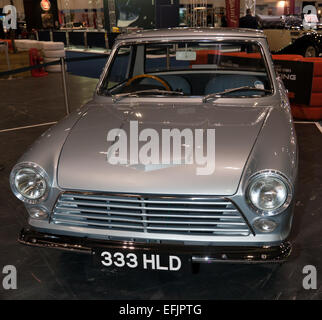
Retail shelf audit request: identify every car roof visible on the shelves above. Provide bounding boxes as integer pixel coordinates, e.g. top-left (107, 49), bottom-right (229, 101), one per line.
top-left (117, 27), bottom-right (265, 41)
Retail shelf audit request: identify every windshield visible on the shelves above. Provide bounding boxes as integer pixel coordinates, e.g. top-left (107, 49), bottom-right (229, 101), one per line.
top-left (99, 40), bottom-right (273, 98)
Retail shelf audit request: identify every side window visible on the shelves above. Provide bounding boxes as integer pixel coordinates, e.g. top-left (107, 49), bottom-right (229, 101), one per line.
top-left (106, 46), bottom-right (132, 89)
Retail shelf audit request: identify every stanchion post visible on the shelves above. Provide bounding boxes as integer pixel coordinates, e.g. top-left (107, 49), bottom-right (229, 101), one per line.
top-left (66, 31), bottom-right (70, 47)
top-left (4, 42), bottom-right (11, 71)
top-left (84, 31), bottom-right (88, 50)
top-left (105, 31), bottom-right (109, 51)
top-left (1, 42), bottom-right (12, 80)
top-left (60, 57), bottom-right (70, 115)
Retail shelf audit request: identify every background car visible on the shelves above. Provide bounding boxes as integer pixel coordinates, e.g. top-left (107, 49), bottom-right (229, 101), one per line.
top-left (257, 14), bottom-right (322, 57)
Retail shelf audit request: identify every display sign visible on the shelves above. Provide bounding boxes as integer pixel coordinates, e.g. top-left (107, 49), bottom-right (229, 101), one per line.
top-left (176, 51), bottom-right (196, 61)
top-left (115, 0), bottom-right (155, 29)
top-left (205, 51), bottom-right (314, 105)
top-left (40, 0), bottom-right (51, 12)
top-left (225, 0), bottom-right (240, 27)
top-left (274, 60), bottom-right (314, 105)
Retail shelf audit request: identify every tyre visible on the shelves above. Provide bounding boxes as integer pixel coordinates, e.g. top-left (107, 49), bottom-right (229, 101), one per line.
top-left (42, 41), bottom-right (64, 51)
top-left (27, 40), bottom-right (42, 50)
top-left (14, 40), bottom-right (26, 47)
top-left (44, 49), bottom-right (66, 58)
top-left (15, 40), bottom-right (42, 51)
top-left (45, 64), bottom-right (67, 73)
top-left (44, 57), bottom-right (66, 72)
top-left (304, 45), bottom-right (317, 57)
top-left (44, 57), bottom-right (60, 64)
top-left (15, 40), bottom-right (31, 51)
top-left (31, 41), bottom-right (44, 50)
top-left (46, 65), bottom-right (63, 72)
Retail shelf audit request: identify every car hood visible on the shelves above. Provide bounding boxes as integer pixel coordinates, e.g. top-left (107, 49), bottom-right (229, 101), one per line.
top-left (57, 102), bottom-right (270, 195)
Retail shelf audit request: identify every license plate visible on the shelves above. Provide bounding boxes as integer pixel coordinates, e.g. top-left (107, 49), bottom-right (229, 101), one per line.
top-left (93, 249), bottom-right (188, 272)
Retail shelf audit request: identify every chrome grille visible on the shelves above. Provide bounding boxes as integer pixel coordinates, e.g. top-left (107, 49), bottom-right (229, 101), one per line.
top-left (51, 193), bottom-right (251, 237)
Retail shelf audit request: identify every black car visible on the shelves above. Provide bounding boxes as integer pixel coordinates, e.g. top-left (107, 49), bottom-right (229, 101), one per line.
top-left (257, 14), bottom-right (322, 57)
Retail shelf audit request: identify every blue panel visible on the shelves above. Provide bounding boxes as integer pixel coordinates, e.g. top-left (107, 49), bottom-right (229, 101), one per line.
top-left (66, 51), bottom-right (108, 79)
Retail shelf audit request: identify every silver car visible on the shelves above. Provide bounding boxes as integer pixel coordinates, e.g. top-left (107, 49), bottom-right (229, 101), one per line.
top-left (10, 28), bottom-right (298, 271)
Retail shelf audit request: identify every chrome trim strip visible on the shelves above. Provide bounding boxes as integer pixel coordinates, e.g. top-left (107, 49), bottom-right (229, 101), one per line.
top-left (18, 228), bottom-right (292, 263)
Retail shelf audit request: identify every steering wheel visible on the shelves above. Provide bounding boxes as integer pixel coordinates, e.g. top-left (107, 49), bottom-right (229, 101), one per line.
top-left (126, 74), bottom-right (171, 91)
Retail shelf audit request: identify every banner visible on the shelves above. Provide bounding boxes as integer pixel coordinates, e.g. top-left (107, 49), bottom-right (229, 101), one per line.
top-left (225, 0), bottom-right (240, 27)
top-left (274, 60), bottom-right (314, 105)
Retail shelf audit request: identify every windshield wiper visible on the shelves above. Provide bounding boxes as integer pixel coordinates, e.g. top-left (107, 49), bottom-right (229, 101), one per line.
top-left (203, 86), bottom-right (272, 103)
top-left (112, 89), bottom-right (184, 103)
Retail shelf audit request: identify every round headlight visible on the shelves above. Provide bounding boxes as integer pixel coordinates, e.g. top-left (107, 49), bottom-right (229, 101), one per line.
top-left (10, 163), bottom-right (49, 204)
top-left (247, 171), bottom-right (292, 216)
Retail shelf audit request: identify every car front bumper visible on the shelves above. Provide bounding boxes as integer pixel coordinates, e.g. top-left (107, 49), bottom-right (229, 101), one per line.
top-left (18, 227), bottom-right (292, 264)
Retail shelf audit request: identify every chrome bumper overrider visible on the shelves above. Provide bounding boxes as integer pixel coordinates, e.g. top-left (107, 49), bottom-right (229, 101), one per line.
top-left (19, 227), bottom-right (292, 264)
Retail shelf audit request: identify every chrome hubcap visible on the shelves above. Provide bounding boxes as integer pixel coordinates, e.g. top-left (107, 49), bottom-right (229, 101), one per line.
top-left (305, 46), bottom-right (316, 57)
